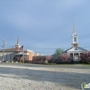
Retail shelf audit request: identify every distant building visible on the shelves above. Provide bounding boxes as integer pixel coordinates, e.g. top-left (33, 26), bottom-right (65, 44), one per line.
top-left (0, 38), bottom-right (43, 62)
top-left (65, 23), bottom-right (87, 62)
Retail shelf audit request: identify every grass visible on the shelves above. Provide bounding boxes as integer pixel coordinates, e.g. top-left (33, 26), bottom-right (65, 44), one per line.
top-left (82, 64), bottom-right (90, 66)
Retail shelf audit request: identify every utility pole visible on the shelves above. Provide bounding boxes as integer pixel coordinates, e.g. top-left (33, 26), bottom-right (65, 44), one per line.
top-left (2, 39), bottom-right (6, 62)
top-left (12, 46), bottom-right (14, 63)
top-left (23, 48), bottom-right (24, 63)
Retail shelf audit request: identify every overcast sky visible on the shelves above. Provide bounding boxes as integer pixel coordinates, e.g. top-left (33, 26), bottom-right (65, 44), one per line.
top-left (0, 0), bottom-right (90, 55)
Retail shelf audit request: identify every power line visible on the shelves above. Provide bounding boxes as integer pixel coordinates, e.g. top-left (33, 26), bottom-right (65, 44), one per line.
top-left (6, 44), bottom-right (90, 49)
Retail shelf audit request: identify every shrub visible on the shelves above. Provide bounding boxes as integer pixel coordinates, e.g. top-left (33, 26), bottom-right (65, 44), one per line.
top-left (45, 55), bottom-right (53, 63)
top-left (80, 51), bottom-right (90, 64)
top-left (56, 53), bottom-right (71, 64)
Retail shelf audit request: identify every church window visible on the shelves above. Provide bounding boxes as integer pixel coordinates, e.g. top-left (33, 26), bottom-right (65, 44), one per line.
top-left (74, 37), bottom-right (76, 42)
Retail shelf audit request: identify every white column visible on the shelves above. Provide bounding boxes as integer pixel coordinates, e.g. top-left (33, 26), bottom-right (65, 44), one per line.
top-left (8, 53), bottom-right (10, 61)
top-left (73, 53), bottom-right (74, 61)
top-left (78, 53), bottom-right (80, 60)
top-left (12, 52), bottom-right (14, 60)
top-left (4, 53), bottom-right (6, 61)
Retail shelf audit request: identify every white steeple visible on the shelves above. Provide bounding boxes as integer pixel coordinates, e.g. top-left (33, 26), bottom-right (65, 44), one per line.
top-left (72, 21), bottom-right (78, 47)
top-left (15, 38), bottom-right (21, 48)
top-left (17, 38), bottom-right (20, 45)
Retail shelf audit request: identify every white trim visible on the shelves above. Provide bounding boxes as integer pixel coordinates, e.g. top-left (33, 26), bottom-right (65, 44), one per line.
top-left (26, 50), bottom-right (34, 52)
top-left (15, 53), bottom-right (29, 55)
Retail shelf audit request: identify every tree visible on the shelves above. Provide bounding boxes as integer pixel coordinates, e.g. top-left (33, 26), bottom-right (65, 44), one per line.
top-left (80, 51), bottom-right (90, 64)
top-left (52, 48), bottom-right (64, 62)
top-left (46, 55), bottom-right (52, 60)
top-left (56, 53), bottom-right (71, 64)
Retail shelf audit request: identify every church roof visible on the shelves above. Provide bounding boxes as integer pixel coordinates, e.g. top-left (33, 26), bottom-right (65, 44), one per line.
top-left (64, 46), bottom-right (87, 53)
top-left (0, 47), bottom-right (35, 53)
top-left (0, 48), bottom-right (19, 52)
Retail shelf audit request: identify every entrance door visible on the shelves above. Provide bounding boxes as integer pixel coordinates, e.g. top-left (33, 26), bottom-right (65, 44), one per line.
top-left (74, 53), bottom-right (79, 61)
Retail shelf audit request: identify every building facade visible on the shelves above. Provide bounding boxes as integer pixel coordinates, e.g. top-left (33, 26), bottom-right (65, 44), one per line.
top-left (0, 38), bottom-right (43, 62)
top-left (65, 23), bottom-right (87, 62)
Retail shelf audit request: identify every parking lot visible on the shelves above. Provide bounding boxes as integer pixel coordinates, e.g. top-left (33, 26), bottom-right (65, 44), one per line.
top-left (0, 64), bottom-right (90, 90)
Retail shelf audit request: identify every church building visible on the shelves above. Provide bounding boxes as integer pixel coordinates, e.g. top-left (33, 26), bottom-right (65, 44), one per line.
top-left (65, 23), bottom-right (87, 62)
top-left (0, 38), bottom-right (43, 62)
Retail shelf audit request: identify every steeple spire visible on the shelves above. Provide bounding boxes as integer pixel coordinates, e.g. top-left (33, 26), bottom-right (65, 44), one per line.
top-left (17, 37), bottom-right (20, 45)
top-left (73, 20), bottom-right (76, 34)
top-left (15, 38), bottom-right (21, 48)
top-left (72, 21), bottom-right (78, 47)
